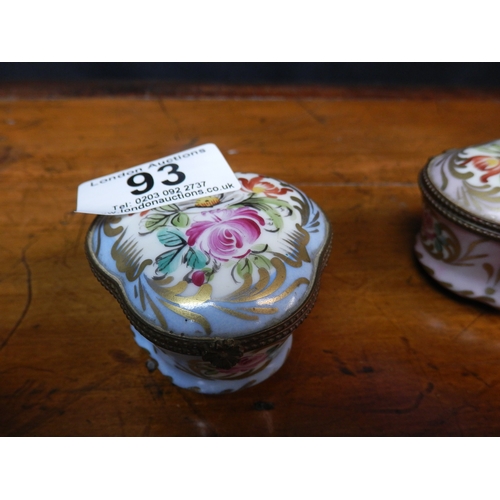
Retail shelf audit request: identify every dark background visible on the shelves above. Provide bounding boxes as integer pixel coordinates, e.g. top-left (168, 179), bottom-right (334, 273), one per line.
top-left (1, 63), bottom-right (499, 87)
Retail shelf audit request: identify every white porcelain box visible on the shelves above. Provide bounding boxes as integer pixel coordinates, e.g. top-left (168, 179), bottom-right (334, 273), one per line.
top-left (86, 173), bottom-right (332, 394)
top-left (415, 139), bottom-right (500, 308)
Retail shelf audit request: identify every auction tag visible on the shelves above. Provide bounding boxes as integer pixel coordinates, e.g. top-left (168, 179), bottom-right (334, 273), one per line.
top-left (76, 143), bottom-right (241, 215)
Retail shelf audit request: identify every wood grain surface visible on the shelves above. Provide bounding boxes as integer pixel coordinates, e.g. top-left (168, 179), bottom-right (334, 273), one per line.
top-left (2, 85), bottom-right (500, 436)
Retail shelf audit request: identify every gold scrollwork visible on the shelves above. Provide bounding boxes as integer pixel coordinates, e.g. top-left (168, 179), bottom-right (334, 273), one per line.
top-left (422, 217), bottom-right (489, 267)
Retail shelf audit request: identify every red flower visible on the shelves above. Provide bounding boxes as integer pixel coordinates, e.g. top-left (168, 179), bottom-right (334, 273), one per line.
top-left (421, 209), bottom-right (436, 241)
top-left (466, 155), bottom-right (500, 183)
top-left (239, 175), bottom-right (292, 198)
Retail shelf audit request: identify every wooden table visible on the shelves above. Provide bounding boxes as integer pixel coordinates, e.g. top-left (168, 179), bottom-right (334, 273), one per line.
top-left (3, 83), bottom-right (500, 436)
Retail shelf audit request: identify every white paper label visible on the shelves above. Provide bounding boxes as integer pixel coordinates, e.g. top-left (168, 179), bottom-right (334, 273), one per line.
top-left (76, 143), bottom-right (241, 215)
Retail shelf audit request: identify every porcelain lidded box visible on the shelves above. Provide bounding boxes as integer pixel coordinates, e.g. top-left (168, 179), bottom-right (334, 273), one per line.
top-left (415, 139), bottom-right (500, 307)
top-left (86, 173), bottom-right (332, 393)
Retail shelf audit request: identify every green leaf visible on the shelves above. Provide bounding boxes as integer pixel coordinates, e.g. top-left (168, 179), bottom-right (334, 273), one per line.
top-left (144, 214), bottom-right (170, 231)
top-left (185, 248), bottom-right (208, 269)
top-left (171, 212), bottom-right (190, 228)
top-left (156, 248), bottom-right (184, 274)
top-left (157, 228), bottom-right (186, 247)
top-left (238, 196), bottom-right (291, 210)
top-left (142, 205), bottom-right (181, 232)
top-left (260, 205), bottom-right (283, 230)
top-left (252, 243), bottom-right (268, 253)
top-left (236, 258), bottom-right (253, 279)
top-left (251, 254), bottom-right (272, 270)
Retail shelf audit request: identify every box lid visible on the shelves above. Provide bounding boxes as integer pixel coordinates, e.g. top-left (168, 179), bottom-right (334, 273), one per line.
top-left (86, 172), bottom-right (332, 361)
top-left (420, 139), bottom-right (500, 239)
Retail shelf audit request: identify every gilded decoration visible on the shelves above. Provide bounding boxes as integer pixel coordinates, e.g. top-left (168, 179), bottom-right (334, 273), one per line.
top-left (428, 139), bottom-right (500, 220)
top-left (90, 173), bottom-right (329, 339)
top-left (184, 342), bottom-right (285, 380)
top-left (420, 206), bottom-right (489, 266)
top-left (417, 205), bottom-right (497, 306)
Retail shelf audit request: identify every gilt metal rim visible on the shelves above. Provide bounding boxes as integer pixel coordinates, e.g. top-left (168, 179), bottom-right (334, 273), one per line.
top-left (85, 215), bottom-right (332, 365)
top-left (419, 163), bottom-right (500, 241)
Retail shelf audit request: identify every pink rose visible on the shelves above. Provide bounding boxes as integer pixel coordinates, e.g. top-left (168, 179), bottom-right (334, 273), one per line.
top-left (186, 207), bottom-right (265, 262)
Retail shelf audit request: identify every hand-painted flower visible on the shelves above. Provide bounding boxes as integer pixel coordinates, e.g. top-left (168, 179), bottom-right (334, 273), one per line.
top-left (466, 155), bottom-right (500, 183)
top-left (239, 175), bottom-right (292, 198)
top-left (186, 207), bottom-right (265, 262)
top-left (421, 208), bottom-right (436, 241)
top-left (218, 351), bottom-right (269, 375)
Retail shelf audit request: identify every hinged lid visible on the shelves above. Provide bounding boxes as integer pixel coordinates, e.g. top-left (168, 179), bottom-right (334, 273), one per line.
top-left (419, 139), bottom-right (500, 239)
top-left (86, 172), bottom-right (332, 359)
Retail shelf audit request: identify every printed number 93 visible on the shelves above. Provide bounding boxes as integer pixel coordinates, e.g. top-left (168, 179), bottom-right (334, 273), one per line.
top-left (127, 163), bottom-right (186, 195)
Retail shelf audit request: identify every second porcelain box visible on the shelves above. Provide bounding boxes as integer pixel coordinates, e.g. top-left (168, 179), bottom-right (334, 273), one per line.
top-left (415, 139), bottom-right (500, 308)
